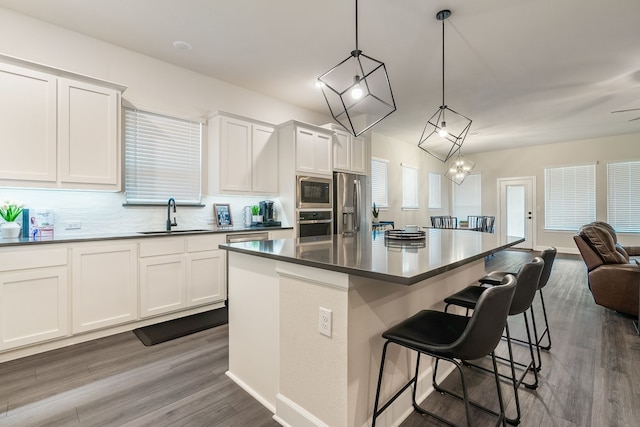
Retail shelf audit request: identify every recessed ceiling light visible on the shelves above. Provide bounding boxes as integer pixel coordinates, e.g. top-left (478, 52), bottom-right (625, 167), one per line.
top-left (314, 80), bottom-right (325, 88)
top-left (172, 40), bottom-right (192, 52)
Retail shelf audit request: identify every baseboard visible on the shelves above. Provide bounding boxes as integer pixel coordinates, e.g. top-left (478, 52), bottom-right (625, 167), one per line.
top-left (226, 370), bottom-right (276, 414)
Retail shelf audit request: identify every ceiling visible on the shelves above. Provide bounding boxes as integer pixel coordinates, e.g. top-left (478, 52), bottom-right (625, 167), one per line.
top-left (2, 0), bottom-right (640, 154)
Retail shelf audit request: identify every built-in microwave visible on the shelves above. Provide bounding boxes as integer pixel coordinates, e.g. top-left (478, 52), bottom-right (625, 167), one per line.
top-left (296, 176), bottom-right (333, 209)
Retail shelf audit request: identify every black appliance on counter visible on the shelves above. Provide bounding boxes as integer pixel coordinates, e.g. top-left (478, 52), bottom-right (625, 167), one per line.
top-left (258, 200), bottom-right (281, 227)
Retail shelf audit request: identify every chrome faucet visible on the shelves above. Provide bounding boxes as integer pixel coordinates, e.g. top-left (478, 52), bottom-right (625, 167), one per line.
top-left (166, 198), bottom-right (177, 231)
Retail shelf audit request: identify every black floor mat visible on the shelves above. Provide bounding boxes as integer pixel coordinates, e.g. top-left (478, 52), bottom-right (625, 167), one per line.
top-left (133, 307), bottom-right (228, 346)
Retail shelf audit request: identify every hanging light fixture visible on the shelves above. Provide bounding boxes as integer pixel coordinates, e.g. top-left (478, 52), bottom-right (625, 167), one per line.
top-left (317, 0), bottom-right (396, 137)
top-left (418, 9), bottom-right (472, 163)
top-left (444, 151), bottom-right (475, 185)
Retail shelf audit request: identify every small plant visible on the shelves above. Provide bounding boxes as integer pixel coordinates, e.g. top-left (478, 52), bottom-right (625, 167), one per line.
top-left (372, 203), bottom-right (379, 219)
top-left (251, 205), bottom-right (260, 215)
top-left (0, 199), bottom-right (24, 222)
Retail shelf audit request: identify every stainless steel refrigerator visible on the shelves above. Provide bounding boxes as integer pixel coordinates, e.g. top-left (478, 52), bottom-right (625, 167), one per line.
top-left (333, 172), bottom-right (368, 234)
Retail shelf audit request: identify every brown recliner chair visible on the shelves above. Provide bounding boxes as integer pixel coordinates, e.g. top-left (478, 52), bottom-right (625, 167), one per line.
top-left (574, 222), bottom-right (640, 316)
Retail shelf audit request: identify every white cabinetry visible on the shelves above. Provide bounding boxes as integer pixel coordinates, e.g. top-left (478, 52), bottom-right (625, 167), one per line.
top-left (294, 125), bottom-right (333, 176)
top-left (0, 55), bottom-right (125, 191)
top-left (139, 235), bottom-right (226, 318)
top-left (326, 125), bottom-right (368, 175)
top-left (71, 243), bottom-right (138, 333)
top-left (0, 247), bottom-right (69, 351)
top-left (208, 112), bottom-right (277, 195)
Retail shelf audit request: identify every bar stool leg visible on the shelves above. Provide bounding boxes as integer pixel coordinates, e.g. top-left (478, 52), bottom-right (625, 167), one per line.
top-left (537, 289), bottom-right (552, 350)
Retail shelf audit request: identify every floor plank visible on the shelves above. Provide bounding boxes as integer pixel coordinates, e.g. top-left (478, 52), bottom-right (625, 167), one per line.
top-left (1, 250), bottom-right (638, 426)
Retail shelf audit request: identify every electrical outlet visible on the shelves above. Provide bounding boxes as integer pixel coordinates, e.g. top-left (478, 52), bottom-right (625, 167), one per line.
top-left (65, 221), bottom-right (82, 230)
top-left (319, 307), bottom-right (332, 337)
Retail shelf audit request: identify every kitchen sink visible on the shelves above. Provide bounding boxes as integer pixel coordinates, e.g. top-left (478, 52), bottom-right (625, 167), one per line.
top-left (138, 229), bottom-right (211, 235)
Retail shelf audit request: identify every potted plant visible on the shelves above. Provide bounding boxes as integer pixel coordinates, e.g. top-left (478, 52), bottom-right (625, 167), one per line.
top-left (251, 205), bottom-right (262, 223)
top-left (372, 203), bottom-right (379, 223)
top-left (0, 199), bottom-right (25, 239)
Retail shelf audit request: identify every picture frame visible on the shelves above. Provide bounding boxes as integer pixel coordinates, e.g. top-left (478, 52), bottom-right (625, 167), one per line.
top-left (214, 204), bottom-right (233, 227)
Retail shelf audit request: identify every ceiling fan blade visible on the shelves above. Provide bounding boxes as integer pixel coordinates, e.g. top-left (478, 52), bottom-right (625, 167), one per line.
top-left (611, 108), bottom-right (640, 113)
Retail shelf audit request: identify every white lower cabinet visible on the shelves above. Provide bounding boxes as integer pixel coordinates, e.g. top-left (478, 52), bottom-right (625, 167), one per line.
top-left (0, 266), bottom-right (69, 351)
top-left (139, 253), bottom-right (187, 317)
top-left (139, 235), bottom-right (226, 319)
top-left (187, 250), bottom-right (225, 306)
top-left (71, 243), bottom-right (138, 333)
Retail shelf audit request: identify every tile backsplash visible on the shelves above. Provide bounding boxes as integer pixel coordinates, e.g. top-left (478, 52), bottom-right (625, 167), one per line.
top-left (0, 188), bottom-right (283, 238)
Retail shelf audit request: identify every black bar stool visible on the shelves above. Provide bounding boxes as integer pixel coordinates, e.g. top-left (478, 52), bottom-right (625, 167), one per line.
top-left (443, 257), bottom-right (544, 425)
top-left (479, 247), bottom-right (557, 369)
top-left (372, 274), bottom-right (517, 427)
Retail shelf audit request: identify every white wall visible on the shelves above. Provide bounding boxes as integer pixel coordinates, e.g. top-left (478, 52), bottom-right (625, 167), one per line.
top-left (370, 132), bottom-right (452, 228)
top-left (0, 7), bottom-right (330, 235)
top-left (373, 128), bottom-right (640, 253)
top-left (467, 132), bottom-right (640, 252)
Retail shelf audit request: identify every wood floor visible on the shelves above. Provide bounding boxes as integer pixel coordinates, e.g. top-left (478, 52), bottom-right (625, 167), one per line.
top-left (1, 250), bottom-right (638, 426)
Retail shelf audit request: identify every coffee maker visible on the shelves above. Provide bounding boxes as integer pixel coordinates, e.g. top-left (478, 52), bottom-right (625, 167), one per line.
top-left (259, 200), bottom-right (280, 226)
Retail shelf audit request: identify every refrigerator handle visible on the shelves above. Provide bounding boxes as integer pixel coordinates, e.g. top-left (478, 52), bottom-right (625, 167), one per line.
top-left (354, 179), bottom-right (361, 231)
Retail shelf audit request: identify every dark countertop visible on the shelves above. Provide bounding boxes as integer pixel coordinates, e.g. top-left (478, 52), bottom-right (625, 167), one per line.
top-left (221, 229), bottom-right (524, 285)
top-left (0, 225), bottom-right (293, 248)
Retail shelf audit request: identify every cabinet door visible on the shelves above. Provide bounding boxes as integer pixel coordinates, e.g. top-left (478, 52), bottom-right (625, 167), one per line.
top-left (350, 135), bottom-right (367, 175)
top-left (0, 62), bottom-right (57, 184)
top-left (313, 132), bottom-right (333, 176)
top-left (72, 244), bottom-right (138, 333)
top-left (252, 124), bottom-right (278, 193)
top-left (296, 127), bottom-right (332, 176)
top-left (333, 130), bottom-right (351, 172)
top-left (295, 127), bottom-right (316, 174)
top-left (220, 117), bottom-right (252, 192)
top-left (139, 254), bottom-right (187, 318)
top-left (0, 267), bottom-right (69, 350)
top-left (186, 250), bottom-right (225, 306)
top-left (58, 78), bottom-right (120, 189)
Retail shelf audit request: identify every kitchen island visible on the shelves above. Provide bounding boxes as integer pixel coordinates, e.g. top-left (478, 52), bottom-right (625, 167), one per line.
top-left (221, 229), bottom-right (523, 427)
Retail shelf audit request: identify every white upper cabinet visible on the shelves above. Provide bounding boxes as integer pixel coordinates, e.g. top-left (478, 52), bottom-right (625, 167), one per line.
top-left (208, 112), bottom-right (278, 195)
top-left (0, 62), bottom-right (57, 183)
top-left (0, 55), bottom-right (126, 191)
top-left (277, 121), bottom-right (333, 178)
top-left (326, 124), bottom-right (368, 175)
top-left (58, 78), bottom-right (121, 188)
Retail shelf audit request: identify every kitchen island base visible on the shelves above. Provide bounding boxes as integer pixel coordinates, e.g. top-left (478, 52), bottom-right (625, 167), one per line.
top-left (227, 251), bottom-right (485, 427)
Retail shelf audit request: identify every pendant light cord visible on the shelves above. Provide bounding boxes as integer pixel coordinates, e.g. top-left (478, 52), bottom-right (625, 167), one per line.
top-left (441, 16), bottom-right (445, 108)
top-left (355, 0), bottom-right (359, 52)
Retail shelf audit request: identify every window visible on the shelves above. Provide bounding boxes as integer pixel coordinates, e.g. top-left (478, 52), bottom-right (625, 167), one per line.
top-left (544, 164), bottom-right (595, 230)
top-left (428, 173), bottom-right (441, 209)
top-left (124, 108), bottom-right (202, 204)
top-left (371, 158), bottom-right (388, 208)
top-left (607, 160), bottom-right (640, 232)
top-left (402, 164), bottom-right (419, 209)
top-left (452, 174), bottom-right (481, 222)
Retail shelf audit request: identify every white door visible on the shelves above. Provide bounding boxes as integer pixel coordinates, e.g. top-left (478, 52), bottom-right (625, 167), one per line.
top-left (498, 177), bottom-right (535, 249)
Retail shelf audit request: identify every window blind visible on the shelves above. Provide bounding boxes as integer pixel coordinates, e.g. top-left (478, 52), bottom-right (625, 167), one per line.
top-left (124, 108), bottom-right (202, 204)
top-left (544, 164), bottom-right (595, 231)
top-left (402, 164), bottom-right (419, 209)
top-left (371, 158), bottom-right (388, 208)
top-left (607, 160), bottom-right (640, 233)
top-left (428, 173), bottom-right (441, 209)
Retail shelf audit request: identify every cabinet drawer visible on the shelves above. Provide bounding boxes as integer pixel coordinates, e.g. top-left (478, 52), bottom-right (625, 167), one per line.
top-left (0, 247), bottom-right (67, 272)
top-left (139, 238), bottom-right (185, 257)
top-left (187, 234), bottom-right (225, 253)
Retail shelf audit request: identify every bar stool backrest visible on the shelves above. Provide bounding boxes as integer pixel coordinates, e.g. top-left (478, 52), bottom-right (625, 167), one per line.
top-left (509, 257), bottom-right (544, 316)
top-left (537, 247), bottom-right (557, 290)
top-left (451, 274), bottom-right (517, 361)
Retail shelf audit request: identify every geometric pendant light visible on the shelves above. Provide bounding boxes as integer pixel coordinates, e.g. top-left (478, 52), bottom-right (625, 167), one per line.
top-left (418, 9), bottom-right (472, 162)
top-left (444, 152), bottom-right (475, 185)
top-left (317, 0), bottom-right (396, 137)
